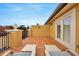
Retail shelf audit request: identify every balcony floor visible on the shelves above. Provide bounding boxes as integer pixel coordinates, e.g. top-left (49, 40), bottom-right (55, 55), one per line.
top-left (0, 37), bottom-right (67, 56)
top-left (19, 37), bottom-right (67, 56)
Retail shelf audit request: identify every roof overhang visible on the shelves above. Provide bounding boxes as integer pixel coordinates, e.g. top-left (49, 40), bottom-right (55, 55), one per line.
top-left (44, 3), bottom-right (77, 25)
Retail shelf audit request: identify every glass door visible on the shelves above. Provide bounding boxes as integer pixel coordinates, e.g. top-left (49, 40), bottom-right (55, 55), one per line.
top-left (63, 16), bottom-right (71, 44)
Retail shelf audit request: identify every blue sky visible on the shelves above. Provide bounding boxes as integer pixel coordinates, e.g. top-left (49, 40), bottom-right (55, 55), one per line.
top-left (0, 3), bottom-right (58, 27)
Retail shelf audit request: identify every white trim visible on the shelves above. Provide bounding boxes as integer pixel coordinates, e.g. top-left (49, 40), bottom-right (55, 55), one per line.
top-left (2, 50), bottom-right (12, 56)
top-left (70, 8), bottom-right (76, 51)
top-left (55, 19), bottom-right (62, 41)
top-left (45, 45), bottom-right (78, 56)
top-left (45, 45), bottom-right (61, 56)
top-left (21, 44), bottom-right (36, 56)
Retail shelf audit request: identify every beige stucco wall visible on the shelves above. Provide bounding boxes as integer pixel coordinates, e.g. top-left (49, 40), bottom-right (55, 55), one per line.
top-left (7, 30), bottom-right (23, 49)
top-left (76, 4), bottom-right (79, 53)
top-left (29, 25), bottom-right (50, 37)
top-left (49, 23), bottom-right (55, 39)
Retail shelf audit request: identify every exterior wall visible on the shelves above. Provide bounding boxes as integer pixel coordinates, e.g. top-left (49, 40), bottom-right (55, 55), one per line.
top-left (55, 8), bottom-right (76, 52)
top-left (49, 4), bottom-right (77, 53)
top-left (29, 25), bottom-right (50, 37)
top-left (50, 23), bottom-right (55, 39)
top-left (76, 4), bottom-right (79, 53)
top-left (8, 30), bottom-right (22, 49)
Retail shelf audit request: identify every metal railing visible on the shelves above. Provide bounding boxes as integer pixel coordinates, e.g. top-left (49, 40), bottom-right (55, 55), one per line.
top-left (0, 31), bottom-right (9, 52)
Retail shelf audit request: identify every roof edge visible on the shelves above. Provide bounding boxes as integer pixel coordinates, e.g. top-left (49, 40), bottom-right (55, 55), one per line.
top-left (44, 3), bottom-right (68, 25)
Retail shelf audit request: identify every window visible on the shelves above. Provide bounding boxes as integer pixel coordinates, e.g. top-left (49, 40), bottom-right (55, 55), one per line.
top-left (57, 20), bottom-right (61, 39)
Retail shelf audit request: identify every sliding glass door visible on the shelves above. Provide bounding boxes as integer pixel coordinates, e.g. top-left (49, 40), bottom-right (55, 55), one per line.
top-left (56, 16), bottom-right (71, 43)
top-left (63, 16), bottom-right (71, 44)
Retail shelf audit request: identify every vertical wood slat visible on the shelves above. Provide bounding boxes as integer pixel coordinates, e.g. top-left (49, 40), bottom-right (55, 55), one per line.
top-left (7, 32), bottom-right (9, 48)
top-left (3, 33), bottom-right (5, 50)
top-left (6, 33), bottom-right (8, 49)
top-left (6, 34), bottom-right (7, 49)
top-left (0, 31), bottom-right (9, 52)
top-left (2, 35), bottom-right (3, 51)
